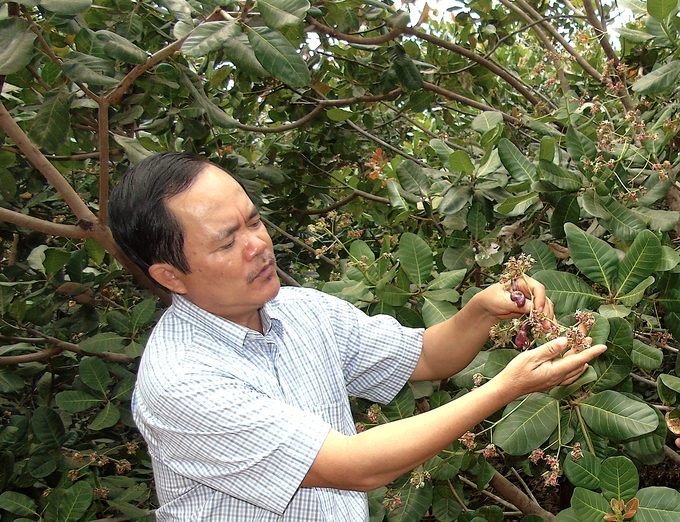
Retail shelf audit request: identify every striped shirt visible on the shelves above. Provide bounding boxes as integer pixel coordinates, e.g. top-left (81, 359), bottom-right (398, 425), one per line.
top-left (132, 286), bottom-right (423, 521)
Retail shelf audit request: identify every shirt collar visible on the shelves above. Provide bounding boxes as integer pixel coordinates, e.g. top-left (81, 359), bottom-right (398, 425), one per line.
top-left (169, 294), bottom-right (282, 346)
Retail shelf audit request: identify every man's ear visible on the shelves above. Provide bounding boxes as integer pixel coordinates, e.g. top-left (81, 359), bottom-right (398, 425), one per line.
top-left (148, 263), bottom-right (188, 294)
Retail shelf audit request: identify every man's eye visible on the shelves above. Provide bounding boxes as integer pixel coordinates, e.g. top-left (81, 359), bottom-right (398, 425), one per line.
top-left (250, 219), bottom-right (262, 227)
top-left (220, 242), bottom-right (234, 250)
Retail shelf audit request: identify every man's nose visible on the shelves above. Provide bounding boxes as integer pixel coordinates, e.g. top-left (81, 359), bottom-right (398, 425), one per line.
top-left (242, 231), bottom-right (267, 260)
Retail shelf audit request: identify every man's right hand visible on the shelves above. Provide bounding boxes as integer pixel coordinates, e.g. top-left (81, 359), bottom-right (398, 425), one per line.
top-left (494, 337), bottom-right (607, 400)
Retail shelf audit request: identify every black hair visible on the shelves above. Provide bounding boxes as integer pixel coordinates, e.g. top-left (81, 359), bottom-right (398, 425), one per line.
top-left (108, 152), bottom-right (210, 284)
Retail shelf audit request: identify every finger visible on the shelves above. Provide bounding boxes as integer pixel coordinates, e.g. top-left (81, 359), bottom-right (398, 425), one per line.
top-left (676, 438), bottom-right (680, 449)
top-left (534, 337), bottom-right (569, 361)
top-left (556, 344), bottom-right (607, 372)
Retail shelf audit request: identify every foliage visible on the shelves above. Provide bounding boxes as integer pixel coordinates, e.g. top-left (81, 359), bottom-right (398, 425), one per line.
top-left (1, 0), bottom-right (680, 520)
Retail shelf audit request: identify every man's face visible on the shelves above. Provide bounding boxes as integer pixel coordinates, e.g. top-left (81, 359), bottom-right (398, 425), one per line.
top-left (157, 164), bottom-right (280, 328)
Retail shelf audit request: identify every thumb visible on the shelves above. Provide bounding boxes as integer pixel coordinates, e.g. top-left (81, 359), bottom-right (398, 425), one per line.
top-left (536, 337), bottom-right (569, 360)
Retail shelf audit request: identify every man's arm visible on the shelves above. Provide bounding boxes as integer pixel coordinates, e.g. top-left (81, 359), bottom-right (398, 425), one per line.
top-left (411, 277), bottom-right (554, 381)
top-left (301, 338), bottom-right (606, 491)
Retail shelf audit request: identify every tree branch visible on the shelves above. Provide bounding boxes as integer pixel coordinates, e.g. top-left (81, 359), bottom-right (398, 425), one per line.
top-left (0, 207), bottom-right (93, 238)
top-left (422, 83), bottom-right (521, 125)
top-left (489, 471), bottom-right (555, 521)
top-left (98, 99), bottom-right (111, 227)
top-left (403, 28), bottom-right (540, 106)
top-left (498, 0), bottom-right (570, 96)
top-left (0, 100), bottom-right (97, 222)
top-left (307, 15), bottom-right (405, 45)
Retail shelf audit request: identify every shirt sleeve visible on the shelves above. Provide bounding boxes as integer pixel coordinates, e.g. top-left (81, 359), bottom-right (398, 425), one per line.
top-left (319, 292), bottom-right (424, 404)
top-left (137, 371), bottom-right (331, 515)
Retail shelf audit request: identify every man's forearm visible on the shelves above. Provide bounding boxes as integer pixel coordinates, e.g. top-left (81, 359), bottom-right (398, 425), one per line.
top-left (412, 297), bottom-right (498, 381)
top-left (302, 379), bottom-right (510, 491)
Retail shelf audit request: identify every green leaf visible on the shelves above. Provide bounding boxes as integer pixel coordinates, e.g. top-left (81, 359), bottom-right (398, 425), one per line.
top-left (636, 487), bottom-right (680, 521)
top-left (382, 385), bottom-right (415, 421)
top-left (246, 26), bottom-right (310, 87)
top-left (448, 150), bottom-right (474, 175)
top-left (532, 270), bottom-right (603, 315)
top-left (180, 68), bottom-right (239, 128)
top-left (0, 19), bottom-right (38, 75)
top-left (600, 198), bottom-right (647, 240)
top-left (397, 233), bottom-right (433, 286)
top-left (41, 0), bottom-right (92, 14)
top-left (495, 192), bottom-right (539, 216)
top-left (659, 288), bottom-right (680, 312)
top-left (563, 450), bottom-right (600, 490)
top-left (615, 27), bottom-right (655, 43)
top-left (497, 138), bottom-right (537, 181)
top-left (58, 481), bottom-right (93, 522)
top-left (439, 185), bottom-right (472, 215)
top-left (616, 230), bottom-right (661, 296)
top-left (564, 223), bottom-right (618, 294)
top-left (636, 208), bottom-right (680, 232)
top-left (551, 195), bottom-right (580, 239)
top-left (55, 390), bottom-right (102, 412)
top-left (258, 0), bottom-right (309, 29)
top-left (326, 108), bottom-right (353, 121)
top-left (89, 402), bottom-right (121, 430)
top-left (566, 125), bottom-right (597, 165)
top-left (633, 61), bottom-right (680, 95)
top-left (28, 452), bottom-right (58, 478)
top-left (647, 0), bottom-right (678, 20)
top-left (471, 111), bottom-right (503, 133)
top-left (524, 239), bottom-right (557, 273)
top-left (95, 30), bottom-right (148, 64)
top-left (0, 367), bottom-right (26, 393)
top-left (79, 332), bottom-right (125, 354)
top-left (422, 297), bottom-right (456, 327)
top-left (112, 135), bottom-right (154, 164)
top-left (578, 390), bottom-right (658, 440)
top-left (223, 34), bottom-right (269, 77)
top-left (0, 491), bottom-right (37, 517)
top-left (599, 456), bottom-right (639, 501)
top-left (493, 393), bottom-right (559, 455)
top-left (376, 283), bottom-right (411, 307)
top-left (427, 270), bottom-right (466, 290)
top-left (619, 276), bottom-right (654, 307)
top-left (389, 46), bottom-right (423, 91)
top-left (181, 21), bottom-right (240, 57)
top-left (32, 406), bottom-right (66, 449)
top-left (631, 339), bottom-right (663, 371)
top-left (29, 87), bottom-right (72, 153)
top-left (554, 508), bottom-right (579, 522)
top-left (590, 346), bottom-right (632, 392)
top-left (571, 487), bottom-right (611, 522)
top-left (539, 160), bottom-right (583, 191)
top-left (397, 161), bottom-right (429, 196)
top-left (80, 357), bottom-right (112, 395)
top-left (130, 298), bottom-right (157, 331)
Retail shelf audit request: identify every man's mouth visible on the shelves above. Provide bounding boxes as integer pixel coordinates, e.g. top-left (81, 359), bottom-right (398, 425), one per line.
top-left (247, 256), bottom-right (276, 283)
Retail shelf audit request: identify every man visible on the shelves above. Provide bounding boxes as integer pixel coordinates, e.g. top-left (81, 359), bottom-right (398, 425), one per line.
top-left (108, 152), bottom-right (606, 521)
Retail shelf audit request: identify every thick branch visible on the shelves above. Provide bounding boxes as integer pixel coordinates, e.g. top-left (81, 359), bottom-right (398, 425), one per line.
top-left (403, 28), bottom-right (540, 106)
top-left (489, 471), bottom-right (555, 521)
top-left (0, 344), bottom-right (63, 365)
top-left (0, 206), bottom-right (93, 238)
top-left (0, 100), bottom-right (97, 221)
top-left (498, 0), bottom-right (569, 95)
top-left (510, 0), bottom-right (603, 84)
top-left (422, 83), bottom-right (521, 125)
top-left (98, 100), bottom-right (110, 227)
top-left (307, 16), bottom-right (405, 45)
top-left (0, 146), bottom-right (124, 160)
top-left (235, 104), bottom-right (325, 133)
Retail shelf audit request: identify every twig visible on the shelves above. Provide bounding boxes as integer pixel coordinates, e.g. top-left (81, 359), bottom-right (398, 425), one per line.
top-left (423, 83), bottom-right (520, 125)
top-left (0, 146), bottom-right (124, 160)
top-left (510, 467), bottom-right (539, 505)
top-left (261, 216), bottom-right (338, 267)
top-left (345, 118), bottom-right (428, 168)
top-left (458, 475), bottom-right (519, 511)
top-left (665, 445), bottom-right (680, 466)
top-left (630, 373), bottom-right (657, 387)
top-left (447, 479), bottom-right (469, 512)
top-left (276, 267), bottom-right (301, 287)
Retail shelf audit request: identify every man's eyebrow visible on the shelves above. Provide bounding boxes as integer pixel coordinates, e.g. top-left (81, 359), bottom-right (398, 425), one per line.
top-left (214, 207), bottom-right (260, 242)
